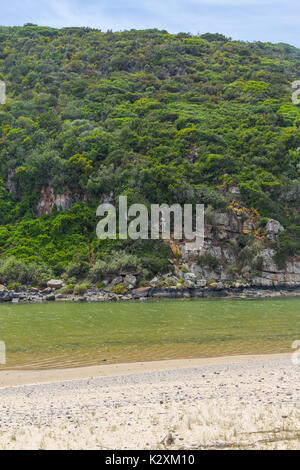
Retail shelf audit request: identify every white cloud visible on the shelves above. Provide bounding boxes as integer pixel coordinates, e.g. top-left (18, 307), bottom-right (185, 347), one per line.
top-left (1, 0), bottom-right (299, 47)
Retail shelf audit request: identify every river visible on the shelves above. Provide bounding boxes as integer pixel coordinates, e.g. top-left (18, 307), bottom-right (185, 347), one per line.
top-left (0, 297), bottom-right (299, 369)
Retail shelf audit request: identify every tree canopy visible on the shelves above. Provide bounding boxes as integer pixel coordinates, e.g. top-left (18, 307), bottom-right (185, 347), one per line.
top-left (0, 26), bottom-right (299, 283)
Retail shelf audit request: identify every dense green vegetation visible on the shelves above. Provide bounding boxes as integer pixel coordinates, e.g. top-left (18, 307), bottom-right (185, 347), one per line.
top-left (0, 25), bottom-right (299, 285)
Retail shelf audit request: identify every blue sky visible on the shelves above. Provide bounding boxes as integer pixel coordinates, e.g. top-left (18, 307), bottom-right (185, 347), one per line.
top-left (1, 0), bottom-right (299, 47)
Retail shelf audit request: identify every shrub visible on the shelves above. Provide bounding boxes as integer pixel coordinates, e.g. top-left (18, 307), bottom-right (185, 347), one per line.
top-left (237, 236), bottom-right (263, 270)
top-left (0, 257), bottom-right (53, 286)
top-left (273, 225), bottom-right (300, 269)
top-left (88, 251), bottom-right (143, 281)
top-left (88, 260), bottom-right (109, 282)
top-left (108, 251), bottom-right (143, 275)
top-left (111, 285), bottom-right (128, 295)
top-left (257, 217), bottom-right (269, 228)
top-left (225, 264), bottom-right (238, 276)
top-left (140, 254), bottom-right (172, 277)
top-left (138, 280), bottom-right (149, 288)
top-left (8, 281), bottom-right (21, 291)
top-left (64, 261), bottom-right (90, 281)
top-left (196, 254), bottom-right (220, 271)
top-left (57, 284), bottom-right (74, 295)
top-left (74, 282), bottom-right (90, 295)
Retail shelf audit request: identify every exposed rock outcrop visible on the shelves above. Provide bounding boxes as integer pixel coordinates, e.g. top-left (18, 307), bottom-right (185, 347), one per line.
top-left (177, 209), bottom-right (300, 288)
top-left (265, 219), bottom-right (284, 241)
top-left (36, 186), bottom-right (73, 217)
top-left (6, 168), bottom-right (17, 196)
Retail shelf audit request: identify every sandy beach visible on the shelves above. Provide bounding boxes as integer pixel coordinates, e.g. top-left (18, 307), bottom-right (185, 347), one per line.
top-left (0, 353), bottom-right (299, 450)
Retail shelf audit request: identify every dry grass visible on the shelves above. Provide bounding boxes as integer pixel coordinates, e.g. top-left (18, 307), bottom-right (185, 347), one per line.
top-left (0, 400), bottom-right (299, 450)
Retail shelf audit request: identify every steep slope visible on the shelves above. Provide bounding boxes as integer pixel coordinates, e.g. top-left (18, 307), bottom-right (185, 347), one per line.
top-left (0, 25), bottom-right (300, 287)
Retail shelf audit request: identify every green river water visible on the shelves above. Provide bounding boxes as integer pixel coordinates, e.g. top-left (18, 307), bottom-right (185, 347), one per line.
top-left (0, 297), bottom-right (299, 370)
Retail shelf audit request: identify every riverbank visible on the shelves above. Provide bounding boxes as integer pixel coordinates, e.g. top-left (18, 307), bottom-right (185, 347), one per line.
top-left (0, 353), bottom-right (291, 388)
top-left (0, 354), bottom-right (299, 450)
top-left (2, 284), bottom-right (300, 303)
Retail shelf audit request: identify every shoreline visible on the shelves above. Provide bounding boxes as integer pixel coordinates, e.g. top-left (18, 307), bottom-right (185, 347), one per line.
top-left (0, 352), bottom-right (291, 388)
top-left (2, 284), bottom-right (300, 304)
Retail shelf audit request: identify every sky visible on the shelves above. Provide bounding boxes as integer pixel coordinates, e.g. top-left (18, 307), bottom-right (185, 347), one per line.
top-left (0, 0), bottom-right (299, 48)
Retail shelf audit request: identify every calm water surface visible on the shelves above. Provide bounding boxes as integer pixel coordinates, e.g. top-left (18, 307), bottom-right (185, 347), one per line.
top-left (0, 297), bottom-right (299, 370)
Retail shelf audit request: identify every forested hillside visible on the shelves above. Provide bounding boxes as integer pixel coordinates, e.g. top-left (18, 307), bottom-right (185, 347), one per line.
top-left (0, 25), bottom-right (300, 287)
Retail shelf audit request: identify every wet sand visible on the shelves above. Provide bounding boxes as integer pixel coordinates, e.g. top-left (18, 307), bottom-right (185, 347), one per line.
top-left (0, 353), bottom-right (291, 388)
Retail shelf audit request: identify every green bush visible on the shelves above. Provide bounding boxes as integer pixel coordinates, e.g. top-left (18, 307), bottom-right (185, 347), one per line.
top-left (88, 251), bottom-right (143, 281)
top-left (64, 261), bottom-right (90, 281)
top-left (88, 260), bottom-right (109, 281)
top-left (0, 257), bottom-right (53, 286)
top-left (225, 264), bottom-right (238, 276)
top-left (111, 285), bottom-right (128, 295)
top-left (8, 281), bottom-right (21, 291)
top-left (196, 254), bottom-right (220, 271)
top-left (139, 253), bottom-right (172, 277)
top-left (74, 282), bottom-right (90, 295)
top-left (257, 217), bottom-right (269, 229)
top-left (237, 236), bottom-right (263, 270)
top-left (107, 251), bottom-right (143, 275)
top-left (273, 226), bottom-right (300, 268)
top-left (57, 284), bottom-right (75, 295)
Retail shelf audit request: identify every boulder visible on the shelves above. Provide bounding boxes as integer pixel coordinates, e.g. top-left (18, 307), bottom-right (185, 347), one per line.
top-left (0, 291), bottom-right (12, 302)
top-left (184, 272), bottom-right (197, 282)
top-left (207, 279), bottom-right (217, 288)
top-left (132, 287), bottom-right (150, 298)
top-left (261, 248), bottom-right (284, 273)
top-left (265, 219), bottom-right (284, 241)
top-left (149, 276), bottom-right (159, 287)
top-left (110, 276), bottom-right (123, 287)
top-left (184, 280), bottom-right (196, 288)
top-left (123, 274), bottom-right (137, 288)
top-left (189, 264), bottom-right (203, 277)
top-left (215, 282), bottom-right (224, 290)
top-left (41, 288), bottom-right (52, 295)
top-left (45, 294), bottom-right (55, 301)
top-left (47, 279), bottom-right (64, 289)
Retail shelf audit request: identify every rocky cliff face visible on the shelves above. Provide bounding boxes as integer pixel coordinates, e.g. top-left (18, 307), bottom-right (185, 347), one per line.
top-left (176, 209), bottom-right (300, 287)
top-left (36, 186), bottom-right (73, 217)
top-left (36, 186), bottom-right (113, 217)
top-left (35, 186), bottom-right (300, 287)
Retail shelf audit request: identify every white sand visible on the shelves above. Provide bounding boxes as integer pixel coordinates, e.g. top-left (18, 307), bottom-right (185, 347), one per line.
top-left (0, 354), bottom-right (299, 450)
